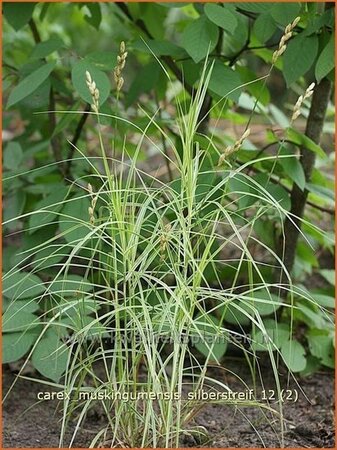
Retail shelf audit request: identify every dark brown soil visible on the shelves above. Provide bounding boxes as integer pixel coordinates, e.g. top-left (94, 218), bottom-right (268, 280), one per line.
top-left (3, 357), bottom-right (335, 448)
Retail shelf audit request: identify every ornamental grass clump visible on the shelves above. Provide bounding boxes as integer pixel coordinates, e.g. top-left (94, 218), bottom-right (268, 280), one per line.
top-left (4, 32), bottom-right (330, 449)
top-left (55, 55), bottom-right (288, 448)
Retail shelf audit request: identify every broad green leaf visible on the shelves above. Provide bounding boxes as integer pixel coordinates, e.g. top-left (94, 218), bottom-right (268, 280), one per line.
top-left (310, 167), bottom-right (333, 188)
top-left (307, 330), bottom-right (335, 368)
top-left (270, 3), bottom-right (301, 26)
top-left (4, 298), bottom-right (40, 314)
top-left (312, 293), bottom-right (335, 309)
top-left (58, 297), bottom-right (98, 318)
top-left (302, 223), bottom-right (335, 249)
top-left (67, 315), bottom-right (106, 337)
top-left (264, 183), bottom-right (291, 210)
top-left (3, 191), bottom-right (26, 232)
top-left (193, 313), bottom-right (228, 361)
top-left (237, 92), bottom-right (267, 113)
top-left (222, 301), bottom-right (251, 326)
top-left (229, 173), bottom-right (255, 209)
top-left (126, 62), bottom-right (160, 106)
top-left (3, 331), bottom-right (38, 363)
top-left (306, 183), bottom-right (335, 205)
top-left (49, 275), bottom-right (92, 297)
top-left (19, 224), bottom-right (58, 261)
top-left (269, 104), bottom-right (289, 128)
top-left (237, 3), bottom-right (277, 13)
top-left (279, 146), bottom-right (305, 190)
top-left (31, 37), bottom-right (64, 59)
top-left (253, 219), bottom-right (275, 249)
top-left (21, 78), bottom-right (51, 110)
top-left (83, 3), bottom-right (102, 30)
top-left (71, 60), bottom-right (110, 106)
top-left (132, 39), bottom-right (186, 58)
top-left (3, 309), bottom-right (39, 333)
top-left (208, 61), bottom-right (242, 102)
top-left (7, 62), bottom-right (56, 108)
top-left (3, 3), bottom-right (36, 31)
top-left (3, 142), bottom-right (23, 170)
top-left (53, 100), bottom-right (81, 136)
top-left (32, 333), bottom-right (70, 382)
top-left (280, 339), bottom-right (306, 372)
top-left (3, 247), bottom-right (17, 273)
top-left (300, 355), bottom-right (321, 376)
top-left (237, 66), bottom-right (270, 105)
top-left (159, 2), bottom-right (188, 7)
top-left (3, 78), bottom-right (12, 92)
top-left (32, 243), bottom-right (71, 271)
top-left (253, 13), bottom-right (276, 43)
top-left (181, 16), bottom-right (219, 63)
top-left (3, 271), bottom-right (45, 300)
top-left (204, 4), bottom-right (238, 34)
top-left (85, 51), bottom-right (117, 71)
top-left (297, 303), bottom-right (325, 328)
top-left (251, 320), bottom-right (290, 351)
top-left (59, 194), bottom-right (91, 244)
top-left (304, 9), bottom-right (334, 36)
top-left (319, 269), bottom-right (335, 286)
top-left (19, 60), bottom-right (44, 78)
top-left (315, 33), bottom-right (335, 83)
top-left (283, 35), bottom-right (318, 86)
top-left (39, 2), bottom-right (50, 21)
top-left (248, 289), bottom-right (281, 316)
top-left (178, 60), bottom-right (201, 86)
top-left (297, 241), bottom-right (318, 268)
top-left (141, 4), bottom-right (167, 40)
top-left (286, 128), bottom-right (327, 159)
top-left (29, 187), bottom-right (68, 232)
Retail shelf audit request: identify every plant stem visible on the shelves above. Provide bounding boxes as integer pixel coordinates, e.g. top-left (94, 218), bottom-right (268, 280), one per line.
top-left (29, 18), bottom-right (65, 176)
top-left (279, 78), bottom-right (332, 274)
top-left (65, 103), bottom-right (91, 179)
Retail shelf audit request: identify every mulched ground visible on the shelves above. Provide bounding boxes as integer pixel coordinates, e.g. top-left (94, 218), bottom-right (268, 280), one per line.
top-left (3, 356), bottom-right (335, 448)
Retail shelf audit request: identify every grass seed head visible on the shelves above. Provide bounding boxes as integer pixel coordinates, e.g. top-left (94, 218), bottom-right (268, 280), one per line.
top-left (291, 82), bottom-right (315, 122)
top-left (88, 206), bottom-right (95, 225)
top-left (85, 71), bottom-right (100, 113)
top-left (85, 70), bottom-right (92, 84)
top-left (304, 82), bottom-right (315, 99)
top-left (117, 77), bottom-right (124, 91)
top-left (218, 128), bottom-right (250, 165)
top-left (87, 183), bottom-right (97, 220)
top-left (114, 41), bottom-right (127, 92)
top-left (272, 17), bottom-right (300, 64)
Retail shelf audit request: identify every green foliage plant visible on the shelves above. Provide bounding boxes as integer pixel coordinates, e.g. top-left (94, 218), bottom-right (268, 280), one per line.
top-left (2, 4), bottom-right (335, 448)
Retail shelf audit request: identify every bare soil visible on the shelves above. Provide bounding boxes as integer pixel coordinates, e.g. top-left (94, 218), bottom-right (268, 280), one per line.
top-left (3, 357), bottom-right (334, 448)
